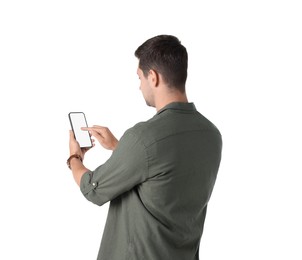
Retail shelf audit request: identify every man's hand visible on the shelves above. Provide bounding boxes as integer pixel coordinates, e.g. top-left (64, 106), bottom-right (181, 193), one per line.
top-left (69, 130), bottom-right (94, 159)
top-left (82, 125), bottom-right (118, 151)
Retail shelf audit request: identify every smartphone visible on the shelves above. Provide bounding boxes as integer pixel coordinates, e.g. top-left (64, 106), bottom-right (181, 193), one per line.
top-left (68, 112), bottom-right (93, 148)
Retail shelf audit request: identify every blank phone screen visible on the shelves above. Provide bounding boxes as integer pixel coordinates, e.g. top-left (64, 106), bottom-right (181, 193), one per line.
top-left (69, 112), bottom-right (92, 148)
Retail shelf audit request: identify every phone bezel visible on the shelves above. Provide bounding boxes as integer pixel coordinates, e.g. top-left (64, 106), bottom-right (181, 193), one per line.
top-left (68, 112), bottom-right (93, 148)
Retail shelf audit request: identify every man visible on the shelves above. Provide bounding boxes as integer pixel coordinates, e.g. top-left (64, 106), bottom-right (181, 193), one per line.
top-left (67, 35), bottom-right (222, 259)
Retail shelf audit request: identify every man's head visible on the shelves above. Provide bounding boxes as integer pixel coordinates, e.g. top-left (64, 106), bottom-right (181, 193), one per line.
top-left (135, 35), bottom-right (188, 92)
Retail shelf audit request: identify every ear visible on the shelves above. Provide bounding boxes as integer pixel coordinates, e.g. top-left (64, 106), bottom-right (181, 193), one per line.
top-left (148, 69), bottom-right (159, 87)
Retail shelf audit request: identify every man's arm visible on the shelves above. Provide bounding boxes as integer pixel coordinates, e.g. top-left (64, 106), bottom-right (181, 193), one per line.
top-left (68, 156), bottom-right (90, 186)
top-left (68, 126), bottom-right (118, 186)
top-left (79, 128), bottom-right (149, 206)
top-left (82, 125), bottom-right (118, 150)
top-left (68, 130), bottom-right (91, 186)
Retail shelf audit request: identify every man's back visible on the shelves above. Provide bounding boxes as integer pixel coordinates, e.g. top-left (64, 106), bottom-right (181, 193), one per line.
top-left (81, 102), bottom-right (222, 259)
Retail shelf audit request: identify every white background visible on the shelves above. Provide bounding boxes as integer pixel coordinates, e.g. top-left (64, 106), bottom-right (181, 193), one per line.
top-left (1, 1), bottom-right (301, 259)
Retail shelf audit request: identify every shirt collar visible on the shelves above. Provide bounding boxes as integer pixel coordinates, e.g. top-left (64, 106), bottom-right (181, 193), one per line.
top-left (156, 102), bottom-right (196, 115)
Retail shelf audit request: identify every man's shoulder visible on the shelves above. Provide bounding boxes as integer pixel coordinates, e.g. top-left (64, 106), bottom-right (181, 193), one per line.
top-left (121, 116), bottom-right (161, 147)
top-left (123, 108), bottom-right (222, 147)
top-left (125, 119), bottom-right (154, 137)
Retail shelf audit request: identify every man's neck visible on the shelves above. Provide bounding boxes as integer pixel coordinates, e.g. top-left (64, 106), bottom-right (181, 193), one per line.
top-left (155, 92), bottom-right (188, 111)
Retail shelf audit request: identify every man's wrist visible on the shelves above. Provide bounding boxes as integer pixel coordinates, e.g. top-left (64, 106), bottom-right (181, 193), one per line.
top-left (67, 154), bottom-right (83, 169)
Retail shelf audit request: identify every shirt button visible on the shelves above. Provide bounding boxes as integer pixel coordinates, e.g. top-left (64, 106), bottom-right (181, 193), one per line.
top-left (92, 182), bottom-right (96, 186)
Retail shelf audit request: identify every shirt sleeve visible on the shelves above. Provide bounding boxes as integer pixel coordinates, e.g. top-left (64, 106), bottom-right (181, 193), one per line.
top-left (80, 129), bottom-right (149, 206)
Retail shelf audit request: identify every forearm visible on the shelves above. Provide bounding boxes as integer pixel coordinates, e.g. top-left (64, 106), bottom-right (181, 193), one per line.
top-left (69, 157), bottom-right (90, 186)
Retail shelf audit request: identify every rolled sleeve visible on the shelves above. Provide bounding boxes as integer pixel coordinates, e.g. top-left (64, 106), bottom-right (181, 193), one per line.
top-left (80, 129), bottom-right (149, 206)
top-left (80, 171), bottom-right (99, 199)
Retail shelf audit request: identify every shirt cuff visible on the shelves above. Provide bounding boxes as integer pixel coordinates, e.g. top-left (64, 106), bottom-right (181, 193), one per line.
top-left (80, 171), bottom-right (97, 195)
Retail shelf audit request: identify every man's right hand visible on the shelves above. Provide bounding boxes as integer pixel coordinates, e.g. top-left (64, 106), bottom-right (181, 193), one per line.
top-left (82, 125), bottom-right (118, 151)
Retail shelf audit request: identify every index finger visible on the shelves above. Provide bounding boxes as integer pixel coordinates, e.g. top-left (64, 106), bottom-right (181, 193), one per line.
top-left (81, 126), bottom-right (105, 132)
top-left (81, 126), bottom-right (102, 136)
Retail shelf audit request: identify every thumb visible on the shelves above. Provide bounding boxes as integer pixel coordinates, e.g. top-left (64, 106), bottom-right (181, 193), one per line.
top-left (69, 130), bottom-right (75, 139)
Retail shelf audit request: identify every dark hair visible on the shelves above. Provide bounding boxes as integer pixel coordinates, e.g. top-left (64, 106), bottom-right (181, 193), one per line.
top-left (134, 35), bottom-right (188, 92)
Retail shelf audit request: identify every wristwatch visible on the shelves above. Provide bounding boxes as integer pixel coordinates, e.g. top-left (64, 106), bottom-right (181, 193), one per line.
top-left (67, 154), bottom-right (83, 169)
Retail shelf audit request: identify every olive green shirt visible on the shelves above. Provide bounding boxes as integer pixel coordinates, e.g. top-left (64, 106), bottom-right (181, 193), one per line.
top-left (80, 102), bottom-right (222, 260)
